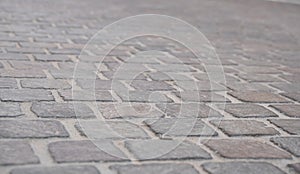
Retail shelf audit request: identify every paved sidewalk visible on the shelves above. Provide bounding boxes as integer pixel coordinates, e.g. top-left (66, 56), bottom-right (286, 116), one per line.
top-left (0, 0), bottom-right (300, 174)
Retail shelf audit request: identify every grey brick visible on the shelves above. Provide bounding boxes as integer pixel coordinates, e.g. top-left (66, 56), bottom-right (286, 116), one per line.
top-left (203, 139), bottom-right (291, 159)
top-left (10, 165), bottom-right (100, 174)
top-left (175, 81), bottom-right (226, 91)
top-left (0, 78), bottom-right (18, 88)
top-left (145, 118), bottom-right (217, 137)
top-left (219, 103), bottom-right (277, 118)
top-left (225, 83), bottom-right (274, 91)
top-left (76, 120), bottom-right (149, 139)
top-left (110, 163), bottom-right (199, 174)
top-left (238, 74), bottom-right (282, 82)
top-left (271, 104), bottom-right (300, 118)
top-left (0, 120), bottom-right (69, 138)
top-left (6, 47), bottom-right (46, 54)
top-left (59, 90), bottom-right (115, 102)
top-left (129, 80), bottom-right (175, 91)
top-left (0, 53), bottom-right (29, 60)
top-left (76, 79), bottom-right (112, 90)
top-left (0, 141), bottom-right (39, 165)
top-left (98, 103), bottom-right (163, 119)
top-left (0, 70), bottom-right (46, 78)
top-left (281, 92), bottom-right (300, 102)
top-left (21, 79), bottom-right (71, 89)
top-left (210, 120), bottom-right (279, 136)
top-left (49, 140), bottom-right (127, 163)
top-left (271, 83), bottom-right (300, 93)
top-left (269, 119), bottom-right (300, 135)
top-left (271, 137), bottom-right (300, 157)
top-left (102, 71), bottom-right (147, 80)
top-left (174, 91), bottom-right (229, 102)
top-left (156, 103), bottom-right (222, 118)
top-left (229, 91), bottom-right (289, 103)
top-left (0, 89), bottom-right (54, 102)
top-left (9, 61), bottom-right (55, 70)
top-left (116, 90), bottom-right (173, 103)
top-left (288, 163), bottom-right (300, 173)
top-left (202, 162), bottom-right (285, 174)
top-left (34, 54), bottom-right (72, 62)
top-left (49, 69), bottom-right (96, 79)
top-left (0, 103), bottom-right (22, 117)
top-left (125, 139), bottom-right (211, 160)
top-left (31, 102), bottom-right (95, 118)
top-left (147, 72), bottom-right (192, 81)
top-left (147, 64), bottom-right (194, 72)
top-left (48, 48), bottom-right (81, 55)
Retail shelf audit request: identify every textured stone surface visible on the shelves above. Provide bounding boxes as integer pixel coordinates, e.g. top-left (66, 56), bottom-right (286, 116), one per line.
top-left (0, 69), bottom-right (46, 78)
top-left (98, 103), bottom-right (163, 119)
top-left (21, 79), bottom-right (71, 89)
top-left (31, 102), bottom-right (95, 118)
top-left (125, 139), bottom-right (211, 160)
top-left (0, 89), bottom-right (54, 102)
top-left (229, 91), bottom-right (289, 103)
top-left (271, 137), bottom-right (300, 157)
top-left (116, 90), bottom-right (173, 103)
top-left (202, 162), bottom-right (285, 174)
top-left (269, 119), bottom-right (300, 135)
top-left (210, 120), bottom-right (279, 136)
top-left (59, 90), bottom-right (115, 101)
top-left (281, 92), bottom-right (300, 102)
top-left (10, 165), bottom-right (100, 174)
top-left (0, 78), bottom-right (18, 89)
top-left (130, 80), bottom-right (175, 91)
top-left (49, 140), bottom-right (127, 163)
top-left (0, 103), bottom-right (22, 117)
top-left (203, 139), bottom-right (291, 159)
top-left (220, 103), bottom-right (277, 118)
top-left (156, 103), bottom-right (223, 118)
top-left (174, 91), bottom-right (228, 102)
top-left (110, 163), bottom-right (199, 174)
top-left (0, 120), bottom-right (69, 138)
top-left (145, 118), bottom-right (217, 137)
top-left (271, 104), bottom-right (300, 118)
top-left (288, 163), bottom-right (300, 173)
top-left (0, 141), bottom-right (39, 165)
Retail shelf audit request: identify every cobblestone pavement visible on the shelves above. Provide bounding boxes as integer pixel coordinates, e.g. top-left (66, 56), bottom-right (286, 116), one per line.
top-left (0, 0), bottom-right (300, 174)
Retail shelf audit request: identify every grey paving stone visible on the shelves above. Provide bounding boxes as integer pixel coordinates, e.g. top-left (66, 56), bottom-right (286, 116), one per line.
top-left (59, 90), bottom-right (115, 102)
top-left (225, 83), bottom-right (274, 91)
top-left (116, 90), bottom-right (173, 103)
top-left (129, 80), bottom-right (175, 91)
top-left (210, 120), bottom-right (279, 136)
top-left (271, 137), bottom-right (300, 157)
top-left (288, 163), bottom-right (300, 173)
top-left (32, 102), bottom-right (95, 118)
top-left (10, 165), bottom-right (100, 174)
top-left (269, 119), bottom-right (300, 135)
top-left (0, 69), bottom-right (46, 78)
top-left (125, 139), bottom-right (211, 161)
top-left (238, 74), bottom-right (282, 82)
top-left (6, 47), bottom-right (46, 54)
top-left (110, 163), bottom-right (199, 174)
top-left (175, 81), bottom-right (226, 91)
top-left (76, 79), bottom-right (112, 90)
top-left (0, 53), bottom-right (29, 60)
top-left (202, 162), bottom-right (285, 174)
top-left (102, 71), bottom-right (147, 80)
top-left (145, 118), bottom-right (217, 137)
top-left (0, 141), bottom-right (39, 165)
top-left (0, 120), bottom-right (69, 138)
top-left (147, 72), bottom-right (192, 81)
top-left (0, 78), bottom-right (18, 88)
top-left (174, 91), bottom-right (229, 102)
top-left (281, 92), bottom-right (300, 102)
top-left (271, 104), bottom-right (300, 118)
top-left (156, 103), bottom-right (222, 118)
top-left (0, 89), bottom-right (54, 102)
top-left (98, 103), bottom-right (163, 119)
top-left (9, 61), bottom-right (55, 70)
top-left (271, 83), bottom-right (300, 93)
top-left (49, 48), bottom-right (81, 55)
top-left (76, 120), bottom-right (149, 139)
top-left (237, 66), bottom-right (280, 74)
top-left (0, 103), bottom-right (23, 117)
top-left (58, 62), bottom-right (96, 70)
top-left (49, 69), bottom-right (96, 79)
top-left (203, 139), bottom-right (291, 159)
top-left (279, 74), bottom-right (300, 83)
top-left (21, 79), bottom-right (71, 89)
top-left (49, 140), bottom-right (127, 163)
top-left (219, 103), bottom-right (277, 118)
top-left (34, 54), bottom-right (72, 62)
top-left (229, 91), bottom-right (289, 103)
top-left (147, 64), bottom-right (194, 72)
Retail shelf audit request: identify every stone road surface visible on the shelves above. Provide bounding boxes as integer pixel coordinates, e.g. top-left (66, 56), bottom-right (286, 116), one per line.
top-left (0, 0), bottom-right (300, 174)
